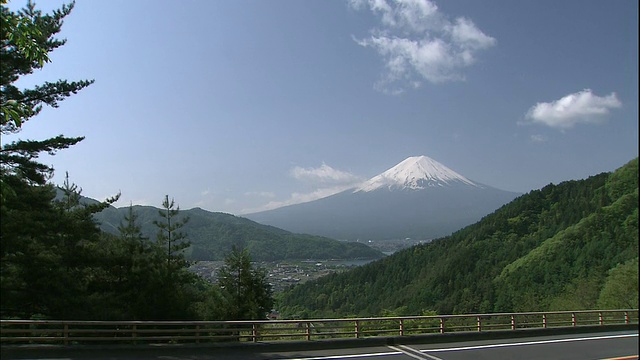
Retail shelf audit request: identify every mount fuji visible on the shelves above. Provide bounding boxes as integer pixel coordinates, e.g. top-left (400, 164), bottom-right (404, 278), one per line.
top-left (355, 156), bottom-right (480, 192)
top-left (245, 156), bottom-right (521, 241)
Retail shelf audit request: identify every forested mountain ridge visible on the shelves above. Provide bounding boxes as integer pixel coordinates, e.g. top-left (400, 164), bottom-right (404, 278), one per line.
top-left (92, 204), bottom-right (384, 261)
top-left (277, 158), bottom-right (638, 318)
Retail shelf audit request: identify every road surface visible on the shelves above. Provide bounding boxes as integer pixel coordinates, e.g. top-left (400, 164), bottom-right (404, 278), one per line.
top-left (2, 330), bottom-right (637, 360)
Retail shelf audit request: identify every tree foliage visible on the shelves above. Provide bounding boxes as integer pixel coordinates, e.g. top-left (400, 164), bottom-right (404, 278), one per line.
top-left (597, 257), bottom-right (638, 309)
top-left (1, 0), bottom-right (92, 187)
top-left (217, 246), bottom-right (273, 320)
top-left (153, 195), bottom-right (190, 267)
top-left (1, 173), bottom-right (119, 318)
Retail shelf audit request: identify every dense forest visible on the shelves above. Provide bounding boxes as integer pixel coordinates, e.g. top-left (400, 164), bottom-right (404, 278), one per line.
top-left (277, 158), bottom-right (639, 318)
top-left (2, 175), bottom-right (275, 320)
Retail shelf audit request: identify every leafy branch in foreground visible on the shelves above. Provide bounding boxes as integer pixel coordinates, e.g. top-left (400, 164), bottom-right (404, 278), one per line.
top-left (1, 0), bottom-right (92, 187)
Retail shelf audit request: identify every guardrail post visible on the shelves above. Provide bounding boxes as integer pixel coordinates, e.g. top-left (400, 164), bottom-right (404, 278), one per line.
top-left (305, 322), bottom-right (311, 341)
top-left (542, 314), bottom-right (547, 328)
top-left (354, 320), bottom-right (360, 338)
top-left (399, 319), bottom-right (404, 336)
top-left (63, 324), bottom-right (69, 345)
top-left (439, 318), bottom-right (444, 334)
top-left (476, 316), bottom-right (482, 332)
top-left (625, 311), bottom-right (629, 324)
top-left (252, 324), bottom-right (258, 342)
top-left (511, 315), bottom-right (516, 330)
top-left (571, 313), bottom-right (576, 327)
top-left (195, 325), bottom-right (200, 343)
top-left (599, 312), bottom-right (603, 326)
top-left (132, 324), bottom-right (137, 345)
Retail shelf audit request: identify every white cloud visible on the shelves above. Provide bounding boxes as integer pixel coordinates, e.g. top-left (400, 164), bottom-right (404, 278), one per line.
top-left (240, 163), bottom-right (365, 214)
top-left (290, 162), bottom-right (362, 185)
top-left (241, 185), bottom-right (356, 214)
top-left (370, 0), bottom-right (441, 32)
top-left (524, 89), bottom-right (622, 129)
top-left (448, 17), bottom-right (496, 52)
top-left (351, 0), bottom-right (496, 92)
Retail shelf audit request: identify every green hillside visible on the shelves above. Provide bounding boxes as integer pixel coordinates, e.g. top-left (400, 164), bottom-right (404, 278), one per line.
top-left (93, 205), bottom-right (384, 262)
top-left (277, 158), bottom-right (639, 318)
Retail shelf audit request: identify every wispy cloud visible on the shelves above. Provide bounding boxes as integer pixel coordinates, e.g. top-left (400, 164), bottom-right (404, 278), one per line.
top-left (241, 163), bottom-right (364, 214)
top-left (243, 185), bottom-right (356, 214)
top-left (524, 89), bottom-right (622, 129)
top-left (290, 162), bottom-right (362, 185)
top-left (351, 0), bottom-right (496, 93)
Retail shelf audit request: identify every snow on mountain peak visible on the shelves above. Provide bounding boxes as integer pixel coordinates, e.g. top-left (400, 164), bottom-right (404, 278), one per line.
top-left (355, 155), bottom-right (480, 192)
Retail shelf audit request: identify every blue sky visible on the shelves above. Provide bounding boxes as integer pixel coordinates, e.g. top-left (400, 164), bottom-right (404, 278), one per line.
top-left (7, 0), bottom-right (638, 215)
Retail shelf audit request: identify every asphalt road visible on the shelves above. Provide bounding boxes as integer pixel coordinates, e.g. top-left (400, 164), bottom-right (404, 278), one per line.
top-left (2, 330), bottom-right (637, 360)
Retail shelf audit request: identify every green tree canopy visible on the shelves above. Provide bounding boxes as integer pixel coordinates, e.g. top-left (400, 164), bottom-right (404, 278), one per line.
top-left (217, 246), bottom-right (273, 320)
top-left (597, 258), bottom-right (639, 309)
top-left (153, 195), bottom-right (190, 267)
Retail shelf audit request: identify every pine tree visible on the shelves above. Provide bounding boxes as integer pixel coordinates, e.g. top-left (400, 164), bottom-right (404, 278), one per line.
top-left (1, 0), bottom-right (93, 188)
top-left (217, 246), bottom-right (273, 320)
top-left (153, 195), bottom-right (190, 268)
top-left (118, 203), bottom-right (149, 251)
top-left (106, 204), bottom-right (161, 319)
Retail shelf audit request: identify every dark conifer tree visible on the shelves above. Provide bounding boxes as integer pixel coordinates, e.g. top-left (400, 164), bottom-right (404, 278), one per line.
top-left (118, 203), bottom-right (149, 251)
top-left (217, 246), bottom-right (273, 320)
top-left (153, 195), bottom-right (190, 268)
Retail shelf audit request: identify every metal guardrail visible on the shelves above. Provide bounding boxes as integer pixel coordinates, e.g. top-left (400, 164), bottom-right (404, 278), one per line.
top-left (1, 309), bottom-right (637, 345)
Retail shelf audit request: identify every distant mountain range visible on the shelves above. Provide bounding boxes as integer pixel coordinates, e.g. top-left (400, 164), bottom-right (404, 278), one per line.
top-left (246, 156), bottom-right (521, 241)
top-left (89, 203), bottom-right (384, 262)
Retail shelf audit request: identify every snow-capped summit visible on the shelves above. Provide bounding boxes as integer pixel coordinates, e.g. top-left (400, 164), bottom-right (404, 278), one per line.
top-left (355, 155), bottom-right (480, 192)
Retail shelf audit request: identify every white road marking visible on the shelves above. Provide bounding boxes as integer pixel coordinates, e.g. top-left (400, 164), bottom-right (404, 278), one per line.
top-left (424, 333), bottom-right (639, 353)
top-left (390, 344), bottom-right (444, 360)
top-left (269, 333), bottom-right (640, 360)
top-left (277, 350), bottom-right (399, 360)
